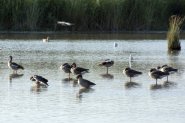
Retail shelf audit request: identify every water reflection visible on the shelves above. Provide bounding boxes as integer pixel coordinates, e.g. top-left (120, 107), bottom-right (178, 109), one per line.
top-left (62, 78), bottom-right (78, 87)
top-left (76, 88), bottom-right (95, 98)
top-left (150, 84), bottom-right (162, 90)
top-left (30, 83), bottom-right (48, 93)
top-left (100, 73), bottom-right (114, 79)
top-left (168, 50), bottom-right (180, 56)
top-left (62, 78), bottom-right (75, 82)
top-left (163, 81), bottom-right (177, 89)
top-left (0, 39), bottom-right (185, 123)
top-left (124, 81), bottom-right (141, 89)
top-left (9, 73), bottom-right (24, 83)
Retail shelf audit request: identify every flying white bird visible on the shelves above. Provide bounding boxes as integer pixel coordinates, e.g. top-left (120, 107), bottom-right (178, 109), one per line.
top-left (57, 21), bottom-right (74, 26)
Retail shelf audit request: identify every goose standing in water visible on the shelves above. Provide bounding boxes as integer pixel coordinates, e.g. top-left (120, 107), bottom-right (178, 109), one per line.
top-left (30, 75), bottom-right (49, 87)
top-left (158, 65), bottom-right (178, 82)
top-left (123, 67), bottom-right (142, 82)
top-left (76, 74), bottom-right (96, 89)
top-left (60, 63), bottom-right (72, 79)
top-left (149, 68), bottom-right (169, 85)
top-left (99, 59), bottom-right (114, 74)
top-left (43, 36), bottom-right (49, 42)
top-left (8, 56), bottom-right (24, 73)
top-left (70, 63), bottom-right (89, 75)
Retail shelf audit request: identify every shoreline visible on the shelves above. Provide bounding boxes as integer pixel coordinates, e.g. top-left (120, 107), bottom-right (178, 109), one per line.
top-left (0, 31), bottom-right (185, 40)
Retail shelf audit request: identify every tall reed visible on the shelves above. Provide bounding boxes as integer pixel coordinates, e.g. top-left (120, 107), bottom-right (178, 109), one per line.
top-left (0, 0), bottom-right (185, 31)
top-left (167, 15), bottom-right (185, 50)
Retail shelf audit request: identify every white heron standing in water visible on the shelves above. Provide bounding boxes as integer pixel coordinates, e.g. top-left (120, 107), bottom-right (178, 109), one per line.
top-left (129, 54), bottom-right (133, 68)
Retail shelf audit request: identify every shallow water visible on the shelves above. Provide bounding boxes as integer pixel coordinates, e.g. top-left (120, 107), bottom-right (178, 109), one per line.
top-left (0, 39), bottom-right (185, 123)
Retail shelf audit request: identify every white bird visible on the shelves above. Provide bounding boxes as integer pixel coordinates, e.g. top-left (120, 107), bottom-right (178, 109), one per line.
top-left (43, 36), bottom-right (49, 42)
top-left (8, 56), bottom-right (24, 73)
top-left (57, 21), bottom-right (74, 26)
top-left (114, 42), bottom-right (118, 47)
top-left (129, 54), bottom-right (133, 68)
top-left (129, 54), bottom-right (133, 62)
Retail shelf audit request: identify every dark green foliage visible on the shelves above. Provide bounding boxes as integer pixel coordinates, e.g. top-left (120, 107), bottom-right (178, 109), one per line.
top-left (0, 0), bottom-right (185, 31)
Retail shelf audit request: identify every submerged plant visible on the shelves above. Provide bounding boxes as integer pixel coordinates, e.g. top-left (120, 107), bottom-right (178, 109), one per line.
top-left (167, 15), bottom-right (185, 51)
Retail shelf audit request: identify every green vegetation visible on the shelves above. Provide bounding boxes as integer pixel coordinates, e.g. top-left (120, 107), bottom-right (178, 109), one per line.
top-left (167, 15), bottom-right (185, 50)
top-left (0, 0), bottom-right (185, 31)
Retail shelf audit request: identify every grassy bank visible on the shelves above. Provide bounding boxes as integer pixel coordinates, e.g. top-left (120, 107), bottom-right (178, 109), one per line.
top-left (0, 0), bottom-right (185, 31)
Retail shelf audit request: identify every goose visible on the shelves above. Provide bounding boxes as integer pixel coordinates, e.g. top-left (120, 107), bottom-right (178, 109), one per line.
top-left (158, 65), bottom-right (177, 81)
top-left (76, 74), bottom-right (96, 88)
top-left (30, 75), bottom-right (49, 87)
top-left (8, 56), bottom-right (24, 73)
top-left (123, 67), bottom-right (142, 82)
top-left (99, 59), bottom-right (114, 74)
top-left (60, 63), bottom-right (72, 79)
top-left (57, 21), bottom-right (74, 26)
top-left (149, 68), bottom-right (169, 85)
top-left (70, 63), bottom-right (89, 75)
top-left (43, 36), bottom-right (49, 42)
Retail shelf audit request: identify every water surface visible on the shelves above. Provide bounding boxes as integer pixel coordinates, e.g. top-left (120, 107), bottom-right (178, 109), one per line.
top-left (0, 39), bottom-right (185, 123)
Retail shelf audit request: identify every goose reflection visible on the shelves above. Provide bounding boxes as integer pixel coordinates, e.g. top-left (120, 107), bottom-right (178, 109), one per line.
top-left (76, 88), bottom-right (95, 98)
top-left (150, 84), bottom-right (162, 90)
top-left (62, 78), bottom-right (74, 83)
top-left (100, 73), bottom-right (114, 79)
top-left (61, 78), bottom-right (78, 87)
top-left (125, 81), bottom-right (141, 89)
top-left (30, 85), bottom-right (48, 93)
top-left (163, 81), bottom-right (177, 88)
top-left (9, 73), bottom-right (24, 82)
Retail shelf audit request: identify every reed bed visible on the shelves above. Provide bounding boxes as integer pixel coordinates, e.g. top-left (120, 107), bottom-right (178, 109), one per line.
top-left (0, 0), bottom-right (185, 31)
top-left (167, 15), bottom-right (185, 50)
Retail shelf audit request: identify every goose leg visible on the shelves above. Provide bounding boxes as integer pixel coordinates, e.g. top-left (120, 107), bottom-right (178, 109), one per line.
top-left (106, 67), bottom-right (108, 74)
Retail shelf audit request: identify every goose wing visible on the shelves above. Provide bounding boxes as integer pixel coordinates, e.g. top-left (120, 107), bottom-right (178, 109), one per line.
top-left (11, 62), bottom-right (24, 70)
top-left (76, 67), bottom-right (89, 72)
top-left (152, 71), bottom-right (169, 79)
top-left (80, 79), bottom-right (95, 88)
top-left (34, 75), bottom-right (49, 86)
